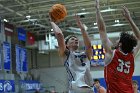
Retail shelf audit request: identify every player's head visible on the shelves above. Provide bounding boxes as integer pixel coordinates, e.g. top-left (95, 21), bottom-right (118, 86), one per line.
top-left (132, 80), bottom-right (139, 90)
top-left (65, 35), bottom-right (79, 50)
top-left (115, 32), bottom-right (137, 53)
top-left (94, 79), bottom-right (100, 88)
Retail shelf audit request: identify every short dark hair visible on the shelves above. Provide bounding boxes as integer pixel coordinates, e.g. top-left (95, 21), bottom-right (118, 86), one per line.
top-left (94, 79), bottom-right (100, 83)
top-left (132, 80), bottom-right (138, 85)
top-left (119, 32), bottom-right (137, 53)
top-left (65, 35), bottom-right (77, 44)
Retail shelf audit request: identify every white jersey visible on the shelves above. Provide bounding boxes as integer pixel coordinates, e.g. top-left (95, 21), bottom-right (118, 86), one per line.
top-left (64, 50), bottom-right (93, 90)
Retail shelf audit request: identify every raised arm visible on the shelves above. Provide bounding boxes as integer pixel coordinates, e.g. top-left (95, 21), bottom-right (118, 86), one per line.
top-left (122, 6), bottom-right (140, 56)
top-left (75, 14), bottom-right (92, 60)
top-left (50, 22), bottom-right (66, 56)
top-left (95, 0), bottom-right (113, 54)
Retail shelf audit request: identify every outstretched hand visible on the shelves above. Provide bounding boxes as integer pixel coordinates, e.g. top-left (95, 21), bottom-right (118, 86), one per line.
top-left (49, 12), bottom-right (54, 22)
top-left (95, 0), bottom-right (100, 9)
top-left (49, 12), bottom-right (60, 23)
top-left (49, 13), bottom-right (63, 34)
top-left (75, 14), bottom-right (85, 30)
top-left (122, 6), bottom-right (132, 20)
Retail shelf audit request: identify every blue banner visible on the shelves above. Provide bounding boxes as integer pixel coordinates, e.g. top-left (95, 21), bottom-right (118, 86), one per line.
top-left (3, 42), bottom-right (11, 71)
top-left (0, 80), bottom-right (15, 92)
top-left (17, 27), bottom-right (26, 41)
top-left (21, 48), bottom-right (27, 72)
top-left (20, 80), bottom-right (41, 91)
top-left (0, 20), bottom-right (1, 33)
top-left (16, 45), bottom-right (28, 72)
top-left (16, 45), bottom-right (21, 72)
top-left (0, 48), bottom-right (2, 70)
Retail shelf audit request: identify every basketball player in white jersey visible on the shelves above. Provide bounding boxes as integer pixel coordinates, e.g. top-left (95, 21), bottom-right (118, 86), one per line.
top-left (50, 14), bottom-right (93, 93)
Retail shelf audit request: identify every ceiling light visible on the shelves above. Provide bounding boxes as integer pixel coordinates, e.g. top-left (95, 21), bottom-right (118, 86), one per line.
top-left (26, 15), bottom-right (31, 19)
top-left (4, 19), bottom-right (8, 22)
top-left (94, 22), bottom-right (97, 25)
top-left (20, 19), bottom-right (37, 23)
top-left (51, 29), bottom-right (53, 31)
top-left (112, 23), bottom-right (127, 27)
top-left (101, 7), bottom-right (117, 13)
top-left (93, 26), bottom-right (98, 29)
top-left (115, 20), bottom-right (119, 23)
top-left (81, 8), bottom-right (85, 11)
top-left (76, 12), bottom-right (90, 15)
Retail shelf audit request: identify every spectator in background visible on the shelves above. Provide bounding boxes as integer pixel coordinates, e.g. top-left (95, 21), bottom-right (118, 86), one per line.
top-left (94, 79), bottom-right (106, 93)
top-left (132, 80), bottom-right (140, 93)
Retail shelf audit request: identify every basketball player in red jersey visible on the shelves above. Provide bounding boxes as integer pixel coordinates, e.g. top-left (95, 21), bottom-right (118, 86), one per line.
top-left (95, 0), bottom-right (140, 93)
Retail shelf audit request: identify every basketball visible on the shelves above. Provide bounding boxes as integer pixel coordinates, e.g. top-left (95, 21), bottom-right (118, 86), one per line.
top-left (50, 4), bottom-right (67, 22)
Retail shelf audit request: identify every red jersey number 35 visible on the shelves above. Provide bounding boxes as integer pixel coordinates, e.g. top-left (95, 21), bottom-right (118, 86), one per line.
top-left (117, 59), bottom-right (130, 74)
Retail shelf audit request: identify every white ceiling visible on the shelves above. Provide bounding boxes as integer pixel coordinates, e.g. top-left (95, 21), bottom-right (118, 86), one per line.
top-left (0, 0), bottom-right (140, 39)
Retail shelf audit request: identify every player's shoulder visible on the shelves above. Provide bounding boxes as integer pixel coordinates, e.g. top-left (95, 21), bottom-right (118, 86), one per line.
top-left (104, 50), bottom-right (116, 66)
